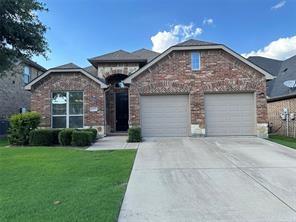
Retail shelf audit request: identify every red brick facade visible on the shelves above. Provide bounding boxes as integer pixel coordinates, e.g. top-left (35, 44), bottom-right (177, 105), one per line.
top-left (268, 98), bottom-right (296, 136)
top-left (30, 72), bottom-right (105, 134)
top-left (129, 49), bottom-right (268, 136)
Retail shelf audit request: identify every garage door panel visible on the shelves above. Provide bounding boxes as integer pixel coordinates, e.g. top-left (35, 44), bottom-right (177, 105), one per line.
top-left (141, 95), bottom-right (189, 137)
top-left (205, 93), bottom-right (255, 136)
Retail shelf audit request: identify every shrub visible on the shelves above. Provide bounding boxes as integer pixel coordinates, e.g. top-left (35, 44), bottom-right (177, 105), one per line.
top-left (81, 128), bottom-right (97, 142)
top-left (127, 127), bottom-right (141, 142)
top-left (8, 112), bottom-right (41, 145)
top-left (29, 129), bottom-right (61, 146)
top-left (58, 129), bottom-right (74, 146)
top-left (71, 130), bottom-right (93, 146)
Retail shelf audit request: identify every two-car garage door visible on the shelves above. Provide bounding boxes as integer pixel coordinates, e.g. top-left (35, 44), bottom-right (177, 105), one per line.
top-left (140, 93), bottom-right (256, 137)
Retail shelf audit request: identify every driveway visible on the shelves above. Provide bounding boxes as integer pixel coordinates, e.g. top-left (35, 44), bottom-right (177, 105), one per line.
top-left (118, 137), bottom-right (296, 222)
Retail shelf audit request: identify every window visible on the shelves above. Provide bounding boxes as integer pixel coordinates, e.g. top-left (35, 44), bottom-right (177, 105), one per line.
top-left (23, 66), bottom-right (31, 84)
top-left (51, 91), bottom-right (83, 128)
top-left (191, 52), bottom-right (200, 71)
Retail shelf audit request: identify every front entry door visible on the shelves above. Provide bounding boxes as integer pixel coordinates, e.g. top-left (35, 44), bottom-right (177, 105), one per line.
top-left (116, 93), bottom-right (129, 131)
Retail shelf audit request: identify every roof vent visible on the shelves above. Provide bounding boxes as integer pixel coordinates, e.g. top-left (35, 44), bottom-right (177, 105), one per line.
top-left (283, 80), bottom-right (296, 89)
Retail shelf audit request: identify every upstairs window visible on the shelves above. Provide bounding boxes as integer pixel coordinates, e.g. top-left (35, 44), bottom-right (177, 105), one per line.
top-left (23, 66), bottom-right (31, 84)
top-left (191, 52), bottom-right (200, 71)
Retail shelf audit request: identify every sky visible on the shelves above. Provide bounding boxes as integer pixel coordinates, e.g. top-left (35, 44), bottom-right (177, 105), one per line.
top-left (34, 0), bottom-right (296, 69)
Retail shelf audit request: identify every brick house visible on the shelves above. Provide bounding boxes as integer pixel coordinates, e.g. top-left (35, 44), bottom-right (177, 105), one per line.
top-left (25, 39), bottom-right (273, 138)
top-left (0, 59), bottom-right (46, 135)
top-left (249, 55), bottom-right (296, 136)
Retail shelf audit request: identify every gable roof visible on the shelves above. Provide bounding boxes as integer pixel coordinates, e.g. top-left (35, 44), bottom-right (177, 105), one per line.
top-left (124, 39), bottom-right (274, 83)
top-left (25, 62), bottom-right (108, 90)
top-left (132, 48), bottom-right (160, 62)
top-left (88, 50), bottom-right (146, 66)
top-left (249, 55), bottom-right (296, 100)
top-left (175, 39), bottom-right (218, 47)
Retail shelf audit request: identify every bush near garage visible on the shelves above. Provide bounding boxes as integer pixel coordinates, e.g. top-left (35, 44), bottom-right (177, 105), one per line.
top-left (127, 127), bottom-right (141, 142)
top-left (8, 112), bottom-right (41, 145)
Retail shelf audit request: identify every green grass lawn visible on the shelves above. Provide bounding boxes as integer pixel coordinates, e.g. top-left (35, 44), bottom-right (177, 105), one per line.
top-left (268, 134), bottom-right (296, 149)
top-left (0, 137), bottom-right (136, 222)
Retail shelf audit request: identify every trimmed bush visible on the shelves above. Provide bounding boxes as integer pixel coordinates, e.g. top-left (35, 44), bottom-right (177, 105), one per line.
top-left (58, 129), bottom-right (74, 146)
top-left (8, 112), bottom-right (41, 145)
top-left (81, 128), bottom-right (97, 142)
top-left (51, 129), bottom-right (62, 145)
top-left (127, 127), bottom-right (141, 142)
top-left (71, 130), bottom-right (93, 146)
top-left (29, 129), bottom-right (61, 146)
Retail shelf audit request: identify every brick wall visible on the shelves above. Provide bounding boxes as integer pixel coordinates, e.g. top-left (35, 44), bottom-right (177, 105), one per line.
top-left (0, 62), bottom-right (41, 119)
top-left (268, 98), bottom-right (296, 137)
top-left (30, 72), bottom-right (105, 134)
top-left (129, 49), bottom-right (268, 136)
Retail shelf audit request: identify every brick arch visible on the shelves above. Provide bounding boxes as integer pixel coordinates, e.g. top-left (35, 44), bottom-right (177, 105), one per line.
top-left (137, 81), bottom-right (192, 95)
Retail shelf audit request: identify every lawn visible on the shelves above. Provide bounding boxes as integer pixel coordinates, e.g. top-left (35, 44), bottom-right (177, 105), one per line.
top-left (268, 134), bottom-right (296, 149)
top-left (0, 137), bottom-right (136, 222)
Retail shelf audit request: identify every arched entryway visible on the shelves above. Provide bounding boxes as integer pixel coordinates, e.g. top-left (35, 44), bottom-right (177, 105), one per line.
top-left (105, 74), bottom-right (129, 134)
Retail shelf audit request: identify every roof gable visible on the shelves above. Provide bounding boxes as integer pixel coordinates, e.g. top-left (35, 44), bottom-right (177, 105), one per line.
top-left (124, 40), bottom-right (274, 83)
top-left (24, 63), bottom-right (108, 90)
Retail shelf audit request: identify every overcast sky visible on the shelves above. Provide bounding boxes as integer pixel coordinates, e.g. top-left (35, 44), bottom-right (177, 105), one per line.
top-left (34, 0), bottom-right (296, 68)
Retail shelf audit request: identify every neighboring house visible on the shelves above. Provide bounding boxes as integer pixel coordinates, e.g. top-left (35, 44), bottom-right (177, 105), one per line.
top-left (0, 59), bottom-right (46, 135)
top-left (249, 55), bottom-right (296, 136)
top-left (25, 39), bottom-right (273, 138)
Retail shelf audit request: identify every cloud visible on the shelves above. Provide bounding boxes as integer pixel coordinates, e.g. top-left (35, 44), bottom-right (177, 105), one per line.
top-left (242, 35), bottom-right (296, 60)
top-left (203, 18), bottom-right (214, 25)
top-left (271, 0), bottom-right (286, 10)
top-left (151, 23), bottom-right (203, 53)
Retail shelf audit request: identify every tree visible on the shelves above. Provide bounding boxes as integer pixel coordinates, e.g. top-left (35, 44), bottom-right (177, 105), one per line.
top-left (0, 0), bottom-right (49, 73)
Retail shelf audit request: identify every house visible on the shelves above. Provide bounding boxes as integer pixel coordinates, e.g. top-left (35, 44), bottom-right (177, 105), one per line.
top-left (0, 59), bottom-right (46, 135)
top-left (25, 39), bottom-right (273, 138)
top-left (249, 55), bottom-right (296, 136)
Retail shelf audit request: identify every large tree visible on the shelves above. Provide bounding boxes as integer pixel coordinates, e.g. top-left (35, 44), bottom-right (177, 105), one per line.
top-left (0, 0), bottom-right (48, 73)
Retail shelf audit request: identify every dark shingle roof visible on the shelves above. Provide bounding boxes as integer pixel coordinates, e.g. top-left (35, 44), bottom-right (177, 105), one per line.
top-left (83, 65), bottom-right (97, 76)
top-left (89, 50), bottom-right (146, 63)
top-left (249, 55), bottom-right (296, 99)
top-left (132, 48), bottom-right (160, 62)
top-left (51, 63), bottom-right (81, 69)
top-left (248, 56), bottom-right (282, 76)
top-left (174, 39), bottom-right (218, 47)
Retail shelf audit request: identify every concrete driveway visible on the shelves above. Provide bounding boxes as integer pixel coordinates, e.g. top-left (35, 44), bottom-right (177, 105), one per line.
top-left (118, 137), bottom-right (296, 222)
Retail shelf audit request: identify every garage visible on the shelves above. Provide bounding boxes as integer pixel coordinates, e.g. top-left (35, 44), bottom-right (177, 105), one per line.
top-left (205, 93), bottom-right (256, 136)
top-left (140, 95), bottom-right (189, 137)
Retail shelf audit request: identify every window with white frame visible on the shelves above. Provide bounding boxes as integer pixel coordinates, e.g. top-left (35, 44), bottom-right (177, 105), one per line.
top-left (51, 91), bottom-right (83, 128)
top-left (191, 52), bottom-right (200, 71)
top-left (23, 66), bottom-right (30, 84)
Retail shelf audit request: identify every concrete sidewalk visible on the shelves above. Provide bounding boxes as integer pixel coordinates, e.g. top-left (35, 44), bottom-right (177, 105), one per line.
top-left (87, 136), bottom-right (139, 151)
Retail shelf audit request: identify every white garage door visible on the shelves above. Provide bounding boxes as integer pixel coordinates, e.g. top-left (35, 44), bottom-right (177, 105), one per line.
top-left (140, 95), bottom-right (189, 137)
top-left (205, 93), bottom-right (256, 136)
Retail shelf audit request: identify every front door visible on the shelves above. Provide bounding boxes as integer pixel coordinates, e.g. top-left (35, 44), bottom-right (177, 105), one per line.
top-left (116, 93), bottom-right (129, 131)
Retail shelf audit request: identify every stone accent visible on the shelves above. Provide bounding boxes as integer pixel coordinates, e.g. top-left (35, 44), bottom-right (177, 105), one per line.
top-left (256, 123), bottom-right (268, 138)
top-left (129, 49), bottom-right (268, 137)
top-left (30, 72), bottom-right (105, 132)
top-left (191, 124), bottom-right (205, 137)
top-left (268, 98), bottom-right (296, 136)
top-left (97, 63), bottom-right (139, 79)
top-left (0, 62), bottom-right (42, 119)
